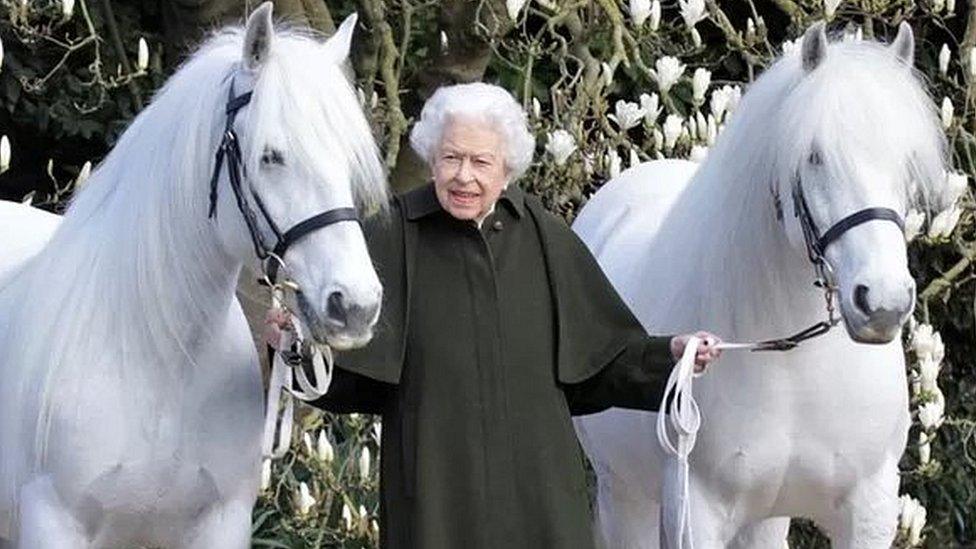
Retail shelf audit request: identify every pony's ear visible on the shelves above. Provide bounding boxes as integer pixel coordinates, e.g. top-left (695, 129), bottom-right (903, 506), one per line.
top-left (324, 13), bottom-right (358, 64)
top-left (242, 2), bottom-right (275, 71)
top-left (890, 22), bottom-right (915, 67)
top-left (801, 22), bottom-right (828, 73)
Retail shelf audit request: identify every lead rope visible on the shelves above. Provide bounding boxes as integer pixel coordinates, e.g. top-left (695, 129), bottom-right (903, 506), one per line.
top-left (261, 289), bottom-right (336, 461)
top-left (656, 337), bottom-right (702, 549)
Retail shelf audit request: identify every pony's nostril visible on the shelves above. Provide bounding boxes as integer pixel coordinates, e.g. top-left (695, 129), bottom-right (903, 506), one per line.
top-left (327, 291), bottom-right (347, 325)
top-left (853, 284), bottom-right (871, 315)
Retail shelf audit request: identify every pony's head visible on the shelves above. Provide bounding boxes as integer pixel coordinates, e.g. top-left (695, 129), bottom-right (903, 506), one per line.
top-left (763, 22), bottom-right (948, 343)
top-left (209, 4), bottom-right (386, 349)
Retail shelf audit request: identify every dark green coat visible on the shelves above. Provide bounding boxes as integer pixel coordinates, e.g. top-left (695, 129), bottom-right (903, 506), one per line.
top-left (311, 183), bottom-right (674, 548)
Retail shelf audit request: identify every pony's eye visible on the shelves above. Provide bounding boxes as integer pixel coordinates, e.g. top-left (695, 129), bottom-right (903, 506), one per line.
top-left (808, 149), bottom-right (823, 166)
top-left (261, 148), bottom-right (285, 167)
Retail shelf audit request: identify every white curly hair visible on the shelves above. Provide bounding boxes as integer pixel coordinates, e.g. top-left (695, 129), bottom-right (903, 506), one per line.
top-left (409, 82), bottom-right (536, 181)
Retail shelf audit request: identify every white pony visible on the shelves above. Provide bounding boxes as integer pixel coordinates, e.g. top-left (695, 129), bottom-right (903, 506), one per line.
top-left (574, 23), bottom-right (949, 548)
top-left (0, 4), bottom-right (387, 547)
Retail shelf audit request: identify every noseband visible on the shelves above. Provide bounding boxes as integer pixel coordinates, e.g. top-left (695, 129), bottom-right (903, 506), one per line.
top-left (755, 177), bottom-right (905, 351)
top-left (207, 83), bottom-right (361, 286)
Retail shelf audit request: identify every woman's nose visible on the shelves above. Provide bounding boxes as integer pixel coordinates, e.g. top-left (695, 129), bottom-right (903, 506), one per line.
top-left (455, 158), bottom-right (475, 183)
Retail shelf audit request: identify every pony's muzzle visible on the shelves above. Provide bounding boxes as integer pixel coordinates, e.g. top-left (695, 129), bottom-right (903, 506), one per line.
top-left (843, 280), bottom-right (915, 343)
top-left (295, 285), bottom-right (381, 350)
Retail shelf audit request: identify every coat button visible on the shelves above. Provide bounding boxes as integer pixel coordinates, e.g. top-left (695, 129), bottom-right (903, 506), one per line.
top-left (492, 220), bottom-right (504, 231)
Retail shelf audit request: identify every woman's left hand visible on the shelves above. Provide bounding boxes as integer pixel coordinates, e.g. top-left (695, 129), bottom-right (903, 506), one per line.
top-left (670, 331), bottom-right (723, 373)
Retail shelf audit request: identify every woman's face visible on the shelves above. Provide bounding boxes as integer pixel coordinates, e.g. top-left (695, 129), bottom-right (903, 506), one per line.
top-left (432, 116), bottom-right (509, 221)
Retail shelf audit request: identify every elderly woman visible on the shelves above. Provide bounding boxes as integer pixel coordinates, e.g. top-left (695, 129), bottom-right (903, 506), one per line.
top-left (275, 82), bottom-right (721, 548)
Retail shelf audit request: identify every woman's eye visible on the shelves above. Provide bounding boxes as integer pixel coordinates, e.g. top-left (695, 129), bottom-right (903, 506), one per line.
top-left (261, 148), bottom-right (285, 166)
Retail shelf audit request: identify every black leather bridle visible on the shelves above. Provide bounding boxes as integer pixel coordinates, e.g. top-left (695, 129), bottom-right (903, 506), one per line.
top-left (208, 83), bottom-right (361, 286)
top-left (755, 176), bottom-right (905, 351)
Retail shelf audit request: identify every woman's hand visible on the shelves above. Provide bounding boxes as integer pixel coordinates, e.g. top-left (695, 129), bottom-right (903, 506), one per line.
top-left (264, 307), bottom-right (296, 351)
top-left (670, 331), bottom-right (723, 373)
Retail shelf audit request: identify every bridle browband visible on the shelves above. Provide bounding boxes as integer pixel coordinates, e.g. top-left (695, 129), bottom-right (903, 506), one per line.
top-left (208, 83), bottom-right (361, 286)
top-left (753, 176), bottom-right (905, 351)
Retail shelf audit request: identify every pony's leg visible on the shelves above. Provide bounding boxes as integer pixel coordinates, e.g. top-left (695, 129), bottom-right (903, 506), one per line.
top-left (729, 517), bottom-right (791, 549)
top-left (181, 498), bottom-right (253, 549)
top-left (816, 461), bottom-right (900, 549)
top-left (593, 474), bottom-right (660, 549)
top-left (17, 477), bottom-right (90, 549)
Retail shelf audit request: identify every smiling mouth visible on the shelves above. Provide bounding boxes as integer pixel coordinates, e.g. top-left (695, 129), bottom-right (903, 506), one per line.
top-left (450, 189), bottom-right (480, 204)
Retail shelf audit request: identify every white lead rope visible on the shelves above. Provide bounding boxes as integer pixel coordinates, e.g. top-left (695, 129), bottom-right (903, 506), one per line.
top-left (656, 338), bottom-right (758, 549)
top-left (261, 293), bottom-right (335, 461)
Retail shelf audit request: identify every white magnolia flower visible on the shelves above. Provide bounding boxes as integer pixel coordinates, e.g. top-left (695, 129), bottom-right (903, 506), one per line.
top-left (928, 204), bottom-right (962, 239)
top-left (653, 56), bottom-right (685, 94)
top-left (938, 44), bottom-right (951, 75)
top-left (506, 0), bottom-right (527, 20)
top-left (918, 398), bottom-right (945, 430)
top-left (898, 494), bottom-right (927, 546)
top-left (710, 85), bottom-right (741, 121)
top-left (610, 100), bottom-right (646, 130)
top-left (689, 145), bottom-right (709, 163)
top-left (649, 0), bottom-right (662, 31)
top-left (0, 135), bottom-right (9, 174)
top-left (706, 114), bottom-right (718, 145)
top-left (62, 0), bottom-right (74, 19)
top-left (663, 114), bottom-right (684, 150)
top-left (782, 38), bottom-right (800, 56)
top-left (746, 18), bottom-right (757, 43)
top-left (824, 0), bottom-right (842, 18)
top-left (691, 28), bottom-right (702, 48)
top-left (678, 0), bottom-right (706, 28)
top-left (303, 432), bottom-right (314, 455)
top-left (531, 97), bottom-right (541, 119)
top-left (74, 161), bottom-right (92, 189)
top-left (652, 128), bottom-right (664, 151)
top-left (342, 503), bottom-right (354, 530)
top-left (260, 459), bottom-right (272, 491)
top-left (947, 0), bottom-right (956, 13)
top-left (629, 148), bottom-right (641, 169)
top-left (630, 0), bottom-right (652, 26)
top-left (904, 209), bottom-right (924, 242)
top-left (316, 431), bottom-right (334, 462)
top-left (968, 47), bottom-right (976, 78)
top-left (360, 447), bottom-right (372, 481)
top-left (899, 494), bottom-right (919, 531)
top-left (946, 171), bottom-right (969, 204)
top-left (932, 0), bottom-right (945, 13)
top-left (545, 129), bottom-right (577, 166)
top-left (918, 431), bottom-right (931, 465)
top-left (940, 97), bottom-right (953, 129)
top-left (359, 504), bottom-right (368, 522)
top-left (692, 68), bottom-right (711, 103)
top-left (695, 111), bottom-right (707, 141)
top-left (909, 503), bottom-right (927, 546)
top-left (686, 117), bottom-right (698, 141)
top-left (0, 35), bottom-right (4, 73)
top-left (918, 355), bottom-right (941, 393)
top-left (911, 323), bottom-right (936, 358)
top-left (373, 422), bottom-right (382, 444)
top-left (605, 150), bottom-right (622, 179)
top-left (296, 482), bottom-right (316, 515)
top-left (370, 91), bottom-right (378, 110)
top-left (137, 38), bottom-right (149, 72)
top-left (440, 31), bottom-right (448, 51)
top-left (640, 93), bottom-right (661, 124)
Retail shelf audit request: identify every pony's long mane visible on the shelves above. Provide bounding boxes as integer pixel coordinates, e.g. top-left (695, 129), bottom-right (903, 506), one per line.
top-left (634, 38), bottom-right (946, 339)
top-left (0, 27), bottom-right (385, 511)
